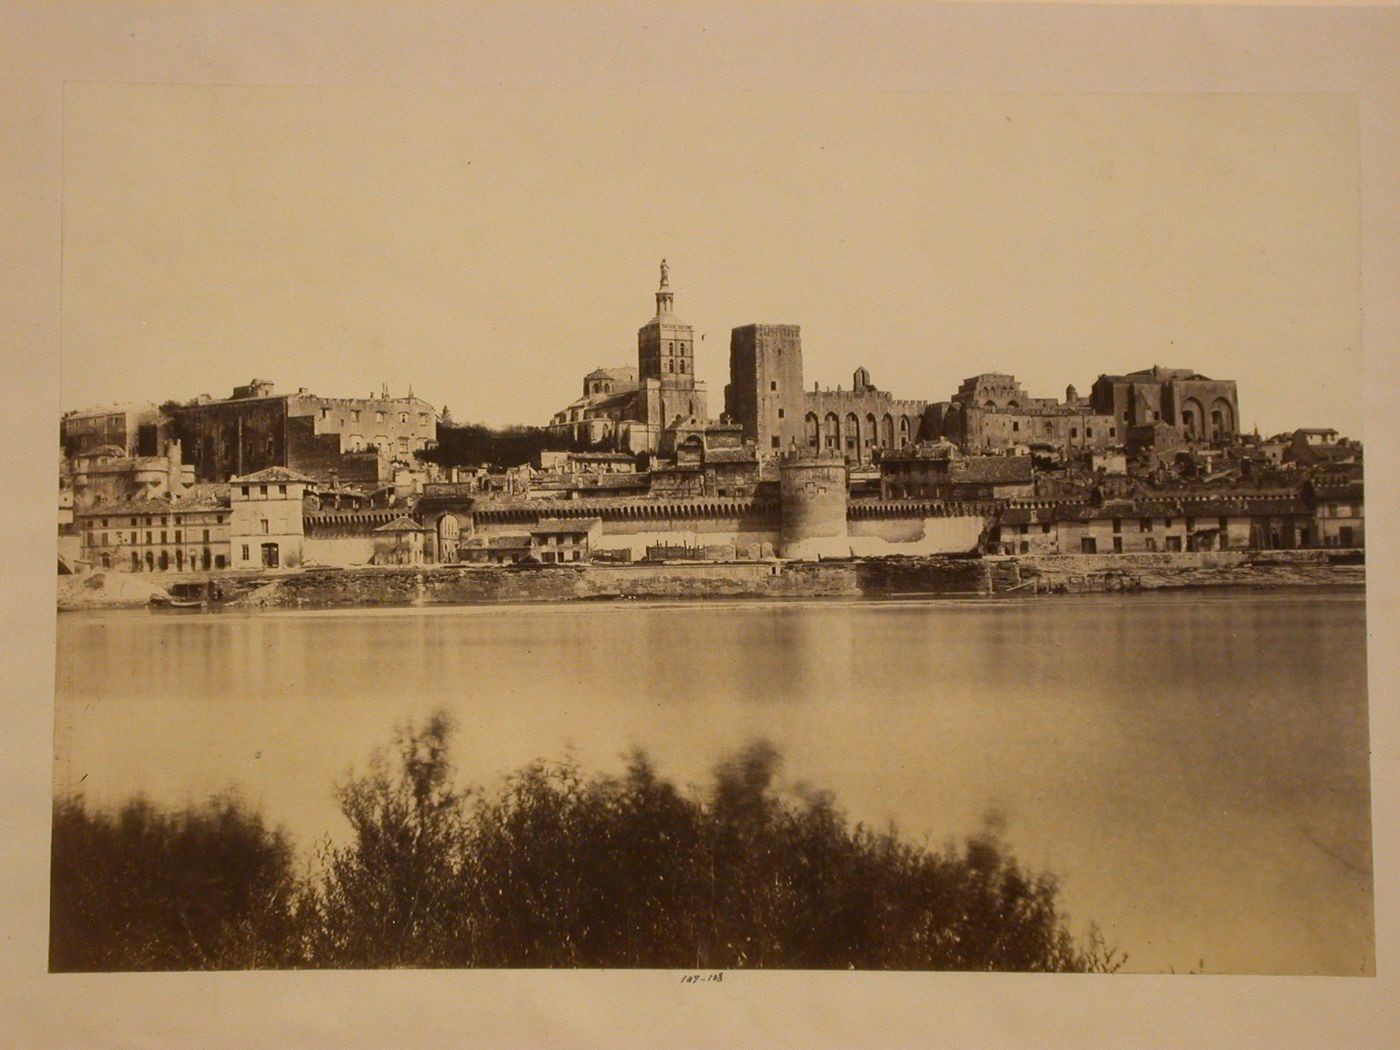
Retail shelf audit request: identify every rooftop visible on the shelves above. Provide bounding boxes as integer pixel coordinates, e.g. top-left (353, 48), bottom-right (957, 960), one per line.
top-left (231, 467), bottom-right (318, 485)
top-left (950, 457), bottom-right (1035, 484)
top-left (76, 495), bottom-right (228, 517)
top-left (532, 517), bottom-right (603, 534)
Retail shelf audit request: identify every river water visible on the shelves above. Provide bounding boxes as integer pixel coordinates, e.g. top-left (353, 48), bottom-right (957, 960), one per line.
top-left (54, 588), bottom-right (1372, 974)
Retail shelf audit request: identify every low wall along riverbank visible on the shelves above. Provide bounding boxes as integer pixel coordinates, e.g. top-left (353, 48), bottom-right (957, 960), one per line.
top-left (57, 549), bottom-right (1364, 610)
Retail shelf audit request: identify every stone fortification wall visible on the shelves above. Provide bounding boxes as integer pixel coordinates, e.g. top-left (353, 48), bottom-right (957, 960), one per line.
top-left (847, 514), bottom-right (985, 556)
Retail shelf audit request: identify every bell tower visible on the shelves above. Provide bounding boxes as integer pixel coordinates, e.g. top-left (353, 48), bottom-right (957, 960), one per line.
top-left (637, 259), bottom-right (705, 432)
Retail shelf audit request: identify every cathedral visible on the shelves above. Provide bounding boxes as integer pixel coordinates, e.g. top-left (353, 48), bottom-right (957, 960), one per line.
top-left (547, 260), bottom-right (708, 454)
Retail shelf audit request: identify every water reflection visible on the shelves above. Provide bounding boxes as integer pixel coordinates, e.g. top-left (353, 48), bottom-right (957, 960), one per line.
top-left (55, 591), bottom-right (1371, 975)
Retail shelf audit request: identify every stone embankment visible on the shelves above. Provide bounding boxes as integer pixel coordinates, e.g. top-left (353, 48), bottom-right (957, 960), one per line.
top-left (993, 550), bottom-right (1364, 593)
top-left (57, 551), bottom-right (1362, 611)
top-left (228, 559), bottom-right (989, 608)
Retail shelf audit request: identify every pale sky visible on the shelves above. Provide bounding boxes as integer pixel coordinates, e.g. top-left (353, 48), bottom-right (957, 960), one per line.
top-left (61, 84), bottom-right (1361, 437)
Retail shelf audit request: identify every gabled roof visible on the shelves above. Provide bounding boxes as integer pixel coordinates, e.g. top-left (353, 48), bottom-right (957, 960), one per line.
top-left (999, 506), bottom-right (1055, 526)
top-left (232, 466), bottom-right (317, 484)
top-left (374, 515), bottom-right (427, 533)
top-left (76, 495), bottom-right (229, 517)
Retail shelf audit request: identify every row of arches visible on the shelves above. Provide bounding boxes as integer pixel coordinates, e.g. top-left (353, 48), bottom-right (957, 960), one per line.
top-left (1179, 397), bottom-right (1235, 442)
top-left (804, 411), bottom-right (918, 461)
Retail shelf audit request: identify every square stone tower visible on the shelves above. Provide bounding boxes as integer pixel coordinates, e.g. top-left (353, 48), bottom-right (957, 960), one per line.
top-left (725, 323), bottom-right (805, 454)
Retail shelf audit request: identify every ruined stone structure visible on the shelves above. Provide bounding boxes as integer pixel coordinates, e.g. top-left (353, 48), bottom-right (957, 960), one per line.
top-left (725, 324), bottom-right (925, 464)
top-left (1090, 366), bottom-right (1239, 443)
top-left (168, 380), bottom-right (437, 484)
top-left (68, 440), bottom-right (196, 512)
top-left (802, 371), bottom-right (928, 464)
top-left (936, 373), bottom-right (1118, 457)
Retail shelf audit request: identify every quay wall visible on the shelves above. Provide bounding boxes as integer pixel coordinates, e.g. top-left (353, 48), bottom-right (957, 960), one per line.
top-left (57, 550), bottom-right (1363, 610)
top-left (229, 559), bottom-right (989, 608)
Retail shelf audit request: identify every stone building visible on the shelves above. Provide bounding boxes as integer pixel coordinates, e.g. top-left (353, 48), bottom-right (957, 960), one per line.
top-left (61, 402), bottom-right (162, 457)
top-left (724, 322), bottom-right (926, 464)
top-left (935, 374), bottom-right (1119, 457)
top-left (529, 517), bottom-right (603, 564)
top-left (229, 466), bottom-right (314, 570)
top-left (879, 443), bottom-right (1035, 501)
top-left (168, 380), bottom-right (438, 484)
top-left (1090, 366), bottom-right (1239, 443)
top-left (76, 493), bottom-right (231, 572)
top-left (372, 516), bottom-right (430, 566)
top-left (547, 368), bottom-right (641, 446)
top-left (545, 262), bottom-right (707, 454)
top-left (535, 450), bottom-right (639, 475)
top-left (68, 441), bottom-right (196, 512)
top-left (993, 493), bottom-right (1312, 555)
top-left (650, 420), bottom-right (761, 499)
top-left (1307, 478), bottom-right (1364, 548)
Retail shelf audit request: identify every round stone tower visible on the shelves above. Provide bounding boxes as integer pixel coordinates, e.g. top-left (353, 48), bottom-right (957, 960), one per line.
top-left (779, 450), bottom-right (850, 560)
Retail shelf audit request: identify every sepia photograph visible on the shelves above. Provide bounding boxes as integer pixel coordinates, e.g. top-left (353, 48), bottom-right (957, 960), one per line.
top-left (7, 1), bottom-right (1400, 1046)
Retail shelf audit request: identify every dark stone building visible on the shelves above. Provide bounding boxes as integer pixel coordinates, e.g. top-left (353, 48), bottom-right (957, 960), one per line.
top-left (166, 380), bottom-right (438, 484)
top-left (1090, 366), bottom-right (1240, 443)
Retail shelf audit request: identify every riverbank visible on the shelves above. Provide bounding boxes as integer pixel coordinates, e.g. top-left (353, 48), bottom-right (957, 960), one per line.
top-left (56, 550), bottom-right (1364, 610)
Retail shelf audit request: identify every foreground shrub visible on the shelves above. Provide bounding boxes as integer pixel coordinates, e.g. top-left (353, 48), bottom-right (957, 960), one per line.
top-left (51, 716), bottom-right (1122, 972)
top-left (50, 794), bottom-right (300, 971)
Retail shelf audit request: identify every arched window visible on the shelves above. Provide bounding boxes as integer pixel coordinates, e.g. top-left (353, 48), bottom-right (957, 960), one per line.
top-left (824, 412), bottom-right (840, 450)
top-left (158, 550), bottom-right (169, 571)
top-left (1211, 398), bottom-right (1234, 437)
top-left (881, 414), bottom-right (894, 447)
top-left (805, 412), bottom-right (820, 449)
top-left (899, 417), bottom-right (911, 444)
top-left (145, 551), bottom-right (155, 571)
